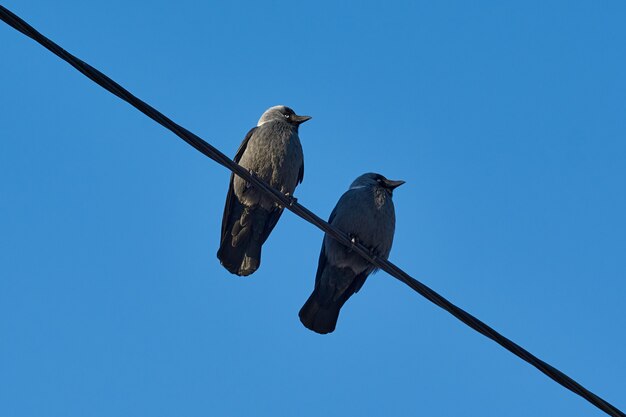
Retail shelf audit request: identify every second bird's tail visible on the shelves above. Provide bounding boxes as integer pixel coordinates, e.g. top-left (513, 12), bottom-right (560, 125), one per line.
top-left (298, 291), bottom-right (341, 334)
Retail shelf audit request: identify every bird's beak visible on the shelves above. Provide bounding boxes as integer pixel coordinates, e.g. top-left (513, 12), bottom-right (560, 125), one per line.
top-left (383, 179), bottom-right (405, 189)
top-left (292, 114), bottom-right (312, 125)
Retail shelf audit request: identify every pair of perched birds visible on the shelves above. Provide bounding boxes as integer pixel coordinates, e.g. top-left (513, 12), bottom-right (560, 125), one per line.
top-left (217, 105), bottom-right (404, 334)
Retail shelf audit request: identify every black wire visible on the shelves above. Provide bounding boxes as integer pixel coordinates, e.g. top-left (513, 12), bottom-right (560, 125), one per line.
top-left (1, 5), bottom-right (623, 417)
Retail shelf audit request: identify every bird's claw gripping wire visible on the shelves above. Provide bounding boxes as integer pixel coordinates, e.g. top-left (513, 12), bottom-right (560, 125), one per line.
top-left (347, 234), bottom-right (377, 260)
top-left (277, 192), bottom-right (297, 209)
top-left (348, 234), bottom-right (362, 253)
top-left (284, 192), bottom-right (298, 207)
top-left (244, 168), bottom-right (258, 188)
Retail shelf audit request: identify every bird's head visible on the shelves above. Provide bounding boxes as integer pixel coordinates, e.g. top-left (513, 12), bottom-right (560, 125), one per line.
top-left (350, 173), bottom-right (405, 195)
top-left (257, 105), bottom-right (312, 128)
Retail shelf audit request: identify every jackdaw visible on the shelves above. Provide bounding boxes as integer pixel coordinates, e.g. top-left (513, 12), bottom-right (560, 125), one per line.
top-left (299, 173), bottom-right (404, 334)
top-left (217, 105), bottom-right (310, 276)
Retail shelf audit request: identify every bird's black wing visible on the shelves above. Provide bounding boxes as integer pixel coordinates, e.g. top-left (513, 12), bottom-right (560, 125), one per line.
top-left (314, 206), bottom-right (337, 287)
top-left (317, 202), bottom-right (371, 295)
top-left (350, 270), bottom-right (369, 294)
top-left (257, 206), bottom-right (283, 246)
top-left (220, 127), bottom-right (256, 240)
top-left (234, 127), bottom-right (257, 162)
top-left (297, 159), bottom-right (304, 184)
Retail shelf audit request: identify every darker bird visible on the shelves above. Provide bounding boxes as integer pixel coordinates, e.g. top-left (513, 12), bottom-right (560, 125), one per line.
top-left (299, 173), bottom-right (404, 334)
top-left (217, 105), bottom-right (310, 276)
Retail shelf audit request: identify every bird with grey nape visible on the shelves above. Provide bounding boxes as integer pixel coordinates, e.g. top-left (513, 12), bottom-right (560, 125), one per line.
top-left (299, 173), bottom-right (404, 334)
top-left (217, 105), bottom-right (310, 276)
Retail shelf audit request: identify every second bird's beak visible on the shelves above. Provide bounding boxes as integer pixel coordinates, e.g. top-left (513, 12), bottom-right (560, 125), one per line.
top-left (383, 179), bottom-right (405, 189)
top-left (292, 114), bottom-right (312, 125)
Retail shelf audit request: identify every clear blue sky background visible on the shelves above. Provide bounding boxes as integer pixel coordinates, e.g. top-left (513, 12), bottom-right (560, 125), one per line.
top-left (1, 1), bottom-right (624, 416)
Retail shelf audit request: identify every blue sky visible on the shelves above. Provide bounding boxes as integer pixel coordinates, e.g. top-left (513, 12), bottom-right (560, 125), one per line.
top-left (1, 1), bottom-right (625, 416)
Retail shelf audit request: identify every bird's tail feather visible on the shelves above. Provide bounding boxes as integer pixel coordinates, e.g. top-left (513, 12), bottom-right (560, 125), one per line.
top-left (298, 291), bottom-right (340, 334)
top-left (217, 205), bottom-right (267, 276)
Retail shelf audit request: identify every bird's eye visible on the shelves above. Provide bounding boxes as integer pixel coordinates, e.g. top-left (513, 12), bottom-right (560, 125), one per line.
top-left (284, 114), bottom-right (290, 119)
